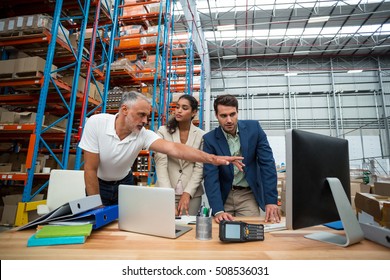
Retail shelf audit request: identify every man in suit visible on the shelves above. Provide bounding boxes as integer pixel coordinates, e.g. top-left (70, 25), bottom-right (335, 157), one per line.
top-left (203, 94), bottom-right (281, 223)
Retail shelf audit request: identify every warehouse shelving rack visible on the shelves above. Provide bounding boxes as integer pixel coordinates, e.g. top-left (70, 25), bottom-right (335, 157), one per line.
top-left (0, 0), bottom-right (119, 226)
top-left (0, 0), bottom-right (205, 225)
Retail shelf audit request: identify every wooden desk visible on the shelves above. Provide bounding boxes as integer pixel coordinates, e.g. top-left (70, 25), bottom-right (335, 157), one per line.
top-left (0, 217), bottom-right (388, 260)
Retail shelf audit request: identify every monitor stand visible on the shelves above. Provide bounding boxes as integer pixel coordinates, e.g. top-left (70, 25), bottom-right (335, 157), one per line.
top-left (304, 177), bottom-right (364, 247)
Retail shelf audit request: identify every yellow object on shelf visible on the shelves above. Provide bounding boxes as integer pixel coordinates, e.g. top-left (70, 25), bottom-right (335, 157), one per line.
top-left (14, 200), bottom-right (47, 227)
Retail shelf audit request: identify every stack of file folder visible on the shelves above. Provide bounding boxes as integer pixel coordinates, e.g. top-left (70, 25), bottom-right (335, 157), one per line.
top-left (18, 195), bottom-right (119, 231)
top-left (27, 224), bottom-right (93, 247)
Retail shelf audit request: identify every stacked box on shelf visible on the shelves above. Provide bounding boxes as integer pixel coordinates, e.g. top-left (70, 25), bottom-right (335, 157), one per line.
top-left (120, 25), bottom-right (145, 36)
top-left (143, 54), bottom-right (161, 77)
top-left (62, 75), bottom-right (86, 93)
top-left (14, 56), bottom-right (57, 78)
top-left (122, 4), bottom-right (148, 17)
top-left (61, 75), bottom-right (102, 102)
top-left (0, 111), bottom-right (20, 123)
top-left (44, 113), bottom-right (68, 129)
top-left (125, 53), bottom-right (141, 62)
top-left (145, 2), bottom-right (166, 13)
top-left (91, 81), bottom-right (104, 102)
top-left (0, 109), bottom-right (71, 131)
top-left (141, 25), bottom-right (164, 45)
top-left (109, 58), bottom-right (137, 73)
top-left (141, 85), bottom-right (159, 100)
top-left (119, 25), bottom-right (145, 49)
top-left (134, 59), bottom-right (145, 70)
top-left (0, 14), bottom-right (69, 43)
top-left (0, 60), bottom-right (15, 79)
top-left (106, 88), bottom-right (124, 109)
top-left (0, 56), bottom-right (57, 79)
top-left (135, 155), bottom-right (149, 172)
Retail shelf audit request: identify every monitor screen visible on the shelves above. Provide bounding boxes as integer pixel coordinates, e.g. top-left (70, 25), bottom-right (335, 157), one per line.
top-left (285, 129), bottom-right (364, 246)
top-left (285, 129), bottom-right (351, 230)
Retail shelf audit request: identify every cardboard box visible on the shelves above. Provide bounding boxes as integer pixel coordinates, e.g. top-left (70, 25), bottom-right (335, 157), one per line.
top-left (90, 81), bottom-right (104, 102)
top-left (0, 59), bottom-right (15, 76)
top-left (13, 56), bottom-right (57, 78)
top-left (55, 154), bottom-right (82, 170)
top-left (1, 194), bottom-right (44, 226)
top-left (35, 154), bottom-right (47, 173)
top-left (0, 163), bottom-right (12, 172)
top-left (373, 182), bottom-right (390, 196)
top-left (9, 152), bottom-right (27, 172)
top-left (61, 75), bottom-right (86, 93)
top-left (360, 183), bottom-right (372, 193)
top-left (120, 25), bottom-right (144, 36)
top-left (350, 182), bottom-right (361, 197)
top-left (0, 111), bottom-right (20, 123)
top-left (45, 156), bottom-right (59, 169)
top-left (122, 5), bottom-right (147, 16)
top-left (18, 112), bottom-right (37, 124)
top-left (119, 37), bottom-right (142, 48)
top-left (355, 192), bottom-right (390, 228)
top-left (44, 114), bottom-right (67, 129)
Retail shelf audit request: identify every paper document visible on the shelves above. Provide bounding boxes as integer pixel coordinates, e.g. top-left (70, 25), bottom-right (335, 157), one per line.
top-left (175, 215), bottom-right (197, 225)
top-left (263, 221), bottom-right (287, 232)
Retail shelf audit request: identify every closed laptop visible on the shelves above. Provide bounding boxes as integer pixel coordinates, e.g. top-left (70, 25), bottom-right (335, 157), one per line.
top-left (118, 185), bottom-right (192, 238)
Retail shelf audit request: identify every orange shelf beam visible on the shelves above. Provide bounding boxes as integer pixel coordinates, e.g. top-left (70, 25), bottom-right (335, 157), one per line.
top-left (119, 0), bottom-right (160, 8)
top-left (0, 124), bottom-right (36, 131)
top-left (0, 173), bottom-right (50, 181)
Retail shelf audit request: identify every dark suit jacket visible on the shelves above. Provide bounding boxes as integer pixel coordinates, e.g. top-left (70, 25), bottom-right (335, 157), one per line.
top-left (203, 120), bottom-right (277, 214)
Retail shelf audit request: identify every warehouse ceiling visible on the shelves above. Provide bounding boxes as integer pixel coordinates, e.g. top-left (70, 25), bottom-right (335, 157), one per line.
top-left (174, 0), bottom-right (390, 62)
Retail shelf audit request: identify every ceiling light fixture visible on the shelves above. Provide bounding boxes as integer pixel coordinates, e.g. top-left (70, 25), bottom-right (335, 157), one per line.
top-left (284, 73), bottom-right (298, 76)
top-left (222, 55), bottom-right (237, 60)
top-left (217, 24), bottom-right (235, 31)
top-left (293, 51), bottom-right (310, 55)
top-left (308, 16), bottom-right (330, 23)
top-left (347, 69), bottom-right (363, 73)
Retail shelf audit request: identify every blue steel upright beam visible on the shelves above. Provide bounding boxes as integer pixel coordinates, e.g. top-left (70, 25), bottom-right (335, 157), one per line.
top-left (61, 0), bottom-right (92, 171)
top-left (100, 0), bottom-right (121, 113)
top-left (158, 0), bottom-right (173, 128)
top-left (165, 0), bottom-right (176, 118)
top-left (151, 0), bottom-right (172, 131)
top-left (75, 0), bottom-right (121, 170)
top-left (23, 0), bottom-right (64, 202)
top-left (24, 0), bottom-right (93, 201)
top-left (148, 0), bottom-right (172, 185)
top-left (186, 23), bottom-right (194, 96)
top-left (199, 61), bottom-right (205, 129)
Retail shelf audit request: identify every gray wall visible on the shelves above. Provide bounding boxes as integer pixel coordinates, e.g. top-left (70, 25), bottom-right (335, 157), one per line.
top-left (207, 56), bottom-right (390, 174)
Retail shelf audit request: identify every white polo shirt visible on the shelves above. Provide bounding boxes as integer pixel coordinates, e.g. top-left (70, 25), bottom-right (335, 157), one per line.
top-left (78, 113), bottom-right (160, 181)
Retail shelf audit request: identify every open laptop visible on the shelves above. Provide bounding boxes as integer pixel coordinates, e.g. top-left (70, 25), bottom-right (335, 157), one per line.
top-left (118, 185), bottom-right (192, 238)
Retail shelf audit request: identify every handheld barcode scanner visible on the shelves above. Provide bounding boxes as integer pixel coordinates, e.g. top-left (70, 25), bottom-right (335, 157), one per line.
top-left (219, 220), bottom-right (264, 242)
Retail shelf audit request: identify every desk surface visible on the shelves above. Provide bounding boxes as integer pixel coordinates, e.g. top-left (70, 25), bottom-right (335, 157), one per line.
top-left (0, 217), bottom-right (389, 260)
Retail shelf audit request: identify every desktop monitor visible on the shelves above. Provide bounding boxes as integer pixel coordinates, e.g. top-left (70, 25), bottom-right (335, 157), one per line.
top-left (285, 129), bottom-right (364, 247)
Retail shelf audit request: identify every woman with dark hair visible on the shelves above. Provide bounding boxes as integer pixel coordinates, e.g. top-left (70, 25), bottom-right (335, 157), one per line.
top-left (155, 94), bottom-right (205, 215)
